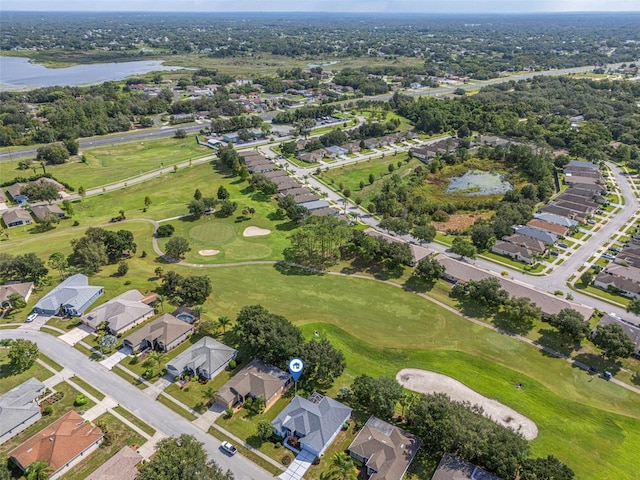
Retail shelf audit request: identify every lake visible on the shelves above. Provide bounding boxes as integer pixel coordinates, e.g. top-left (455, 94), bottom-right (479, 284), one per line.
top-left (447, 170), bottom-right (513, 196)
top-left (0, 56), bottom-right (184, 91)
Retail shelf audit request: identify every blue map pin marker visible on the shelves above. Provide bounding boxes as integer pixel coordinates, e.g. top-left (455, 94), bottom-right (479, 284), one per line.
top-left (288, 357), bottom-right (304, 382)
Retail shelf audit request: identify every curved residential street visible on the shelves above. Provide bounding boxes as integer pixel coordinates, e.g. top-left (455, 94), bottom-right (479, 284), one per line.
top-left (0, 330), bottom-right (273, 480)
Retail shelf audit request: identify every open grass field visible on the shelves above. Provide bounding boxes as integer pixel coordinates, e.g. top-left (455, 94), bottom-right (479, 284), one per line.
top-left (0, 136), bottom-right (211, 189)
top-left (0, 349), bottom-right (54, 394)
top-left (64, 412), bottom-right (146, 480)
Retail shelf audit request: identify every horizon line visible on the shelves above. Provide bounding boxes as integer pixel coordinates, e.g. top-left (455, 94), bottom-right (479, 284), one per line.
top-left (3, 10), bottom-right (640, 14)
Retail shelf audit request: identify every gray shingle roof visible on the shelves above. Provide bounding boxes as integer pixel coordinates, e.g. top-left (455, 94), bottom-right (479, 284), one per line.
top-left (166, 336), bottom-right (237, 378)
top-left (272, 394), bottom-right (352, 456)
top-left (0, 378), bottom-right (45, 437)
top-left (513, 226), bottom-right (558, 245)
top-left (80, 290), bottom-right (154, 333)
top-left (34, 274), bottom-right (103, 315)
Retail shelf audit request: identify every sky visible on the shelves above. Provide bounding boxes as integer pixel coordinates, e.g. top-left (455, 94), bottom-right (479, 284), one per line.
top-left (2, 0), bottom-right (640, 13)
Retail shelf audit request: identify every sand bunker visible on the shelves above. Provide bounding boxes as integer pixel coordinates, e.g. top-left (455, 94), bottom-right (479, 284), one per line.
top-left (243, 226), bottom-right (271, 237)
top-left (397, 369), bottom-right (538, 440)
top-left (198, 249), bottom-right (220, 256)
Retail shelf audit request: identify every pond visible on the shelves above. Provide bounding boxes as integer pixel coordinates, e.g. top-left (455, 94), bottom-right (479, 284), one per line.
top-left (0, 56), bottom-right (184, 91)
top-left (446, 169), bottom-right (513, 196)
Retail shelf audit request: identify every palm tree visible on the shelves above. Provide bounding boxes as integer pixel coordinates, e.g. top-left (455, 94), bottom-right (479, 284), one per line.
top-left (26, 461), bottom-right (53, 480)
top-left (217, 316), bottom-right (231, 334)
top-left (148, 351), bottom-right (165, 376)
top-left (156, 295), bottom-right (165, 313)
top-left (329, 452), bottom-right (359, 480)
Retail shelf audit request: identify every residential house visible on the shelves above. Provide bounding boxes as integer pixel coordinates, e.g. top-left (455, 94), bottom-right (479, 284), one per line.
top-left (526, 219), bottom-right (569, 237)
top-left (298, 199), bottom-right (330, 212)
top-left (166, 336), bottom-right (237, 380)
top-left (341, 142), bottom-right (361, 154)
top-left (278, 187), bottom-right (312, 198)
top-left (556, 193), bottom-right (599, 209)
top-left (512, 226), bottom-right (558, 245)
top-left (33, 274), bottom-right (104, 316)
top-left (0, 282), bottom-right (34, 307)
top-left (324, 145), bottom-right (348, 157)
top-left (437, 256), bottom-right (593, 319)
top-left (0, 378), bottom-right (45, 445)
top-left (272, 393), bottom-right (352, 459)
top-left (532, 212), bottom-right (578, 228)
top-left (9, 411), bottom-right (103, 479)
top-left (565, 159), bottom-right (598, 172)
top-left (262, 170), bottom-right (289, 180)
top-left (293, 194), bottom-right (321, 205)
top-left (348, 416), bottom-right (421, 480)
top-left (502, 234), bottom-right (546, 255)
top-left (2, 208), bottom-right (33, 228)
top-left (215, 359), bottom-right (291, 411)
top-left (222, 132), bottom-right (240, 143)
top-left (593, 271), bottom-right (640, 299)
top-left (478, 135), bottom-right (511, 147)
top-left (596, 314), bottom-right (640, 356)
top-left (563, 174), bottom-right (602, 187)
top-left (364, 138), bottom-right (381, 149)
top-left (598, 263), bottom-right (640, 283)
top-left (298, 150), bottom-right (325, 163)
top-left (5, 183), bottom-right (28, 205)
top-left (123, 313), bottom-right (193, 352)
top-left (80, 290), bottom-right (155, 335)
top-left (275, 179), bottom-right (303, 192)
top-left (552, 200), bottom-right (597, 216)
top-left (491, 241), bottom-right (535, 264)
top-left (312, 207), bottom-right (340, 217)
top-left (430, 453), bottom-right (502, 480)
top-left (30, 204), bottom-right (66, 222)
top-left (538, 204), bottom-right (587, 221)
top-left (614, 254), bottom-right (640, 269)
top-left (247, 162), bottom-right (275, 174)
top-left (85, 446), bottom-right (142, 480)
top-left (410, 147), bottom-right (437, 163)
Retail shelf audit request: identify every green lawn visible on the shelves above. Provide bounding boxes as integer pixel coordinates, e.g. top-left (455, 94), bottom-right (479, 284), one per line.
top-left (0, 136), bottom-right (212, 190)
top-left (0, 348), bottom-right (54, 394)
top-left (64, 412), bottom-right (146, 480)
top-left (113, 405), bottom-right (156, 436)
top-left (70, 375), bottom-right (106, 400)
top-left (156, 393), bottom-right (197, 421)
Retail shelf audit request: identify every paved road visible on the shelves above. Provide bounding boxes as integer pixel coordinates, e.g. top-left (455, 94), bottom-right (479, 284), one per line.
top-left (0, 330), bottom-right (272, 480)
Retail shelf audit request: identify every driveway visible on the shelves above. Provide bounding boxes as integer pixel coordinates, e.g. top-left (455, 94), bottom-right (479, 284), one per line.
top-left (59, 324), bottom-right (93, 345)
top-left (100, 346), bottom-right (132, 370)
top-left (18, 314), bottom-right (50, 331)
top-left (278, 450), bottom-right (315, 480)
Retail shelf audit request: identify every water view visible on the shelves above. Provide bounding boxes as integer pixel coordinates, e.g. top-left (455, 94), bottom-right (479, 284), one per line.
top-left (0, 56), bottom-right (184, 91)
top-left (446, 170), bottom-right (513, 196)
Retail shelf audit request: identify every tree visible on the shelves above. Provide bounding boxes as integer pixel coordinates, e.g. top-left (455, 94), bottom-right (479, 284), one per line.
top-left (99, 334), bottom-right (118, 353)
top-left (217, 316), bottom-right (231, 333)
top-left (217, 185), bottom-right (230, 200)
top-left (626, 298), bottom-right (640, 315)
top-left (180, 275), bottom-right (212, 305)
top-left (148, 351), bottom-right (165, 376)
top-left (466, 278), bottom-right (509, 308)
top-left (549, 308), bottom-right (589, 345)
top-left (591, 323), bottom-right (636, 359)
top-left (117, 261), bottom-right (129, 276)
top-left (165, 236), bottom-right (191, 260)
top-left (194, 189), bottom-right (202, 201)
top-left (36, 212), bottom-right (61, 231)
top-left (137, 434), bottom-right (233, 480)
top-left (257, 420), bottom-right (273, 441)
top-left (368, 173), bottom-right (375, 184)
top-left (249, 174), bottom-right (278, 196)
top-left (501, 297), bottom-right (541, 333)
top-left (351, 375), bottom-right (403, 420)
top-left (36, 144), bottom-right (69, 165)
top-left (233, 305), bottom-right (304, 368)
top-left (0, 253), bottom-right (49, 285)
top-left (157, 224), bottom-right (175, 238)
top-left (414, 256), bottom-right (445, 283)
top-left (451, 237), bottom-right (477, 260)
top-left (328, 452), bottom-right (358, 480)
top-left (8, 339), bottom-right (39, 373)
top-left (412, 224), bottom-right (436, 243)
top-left (63, 138), bottom-right (79, 156)
top-left (144, 196), bottom-right (152, 211)
top-left (0, 459), bottom-right (11, 480)
top-left (217, 200), bottom-right (238, 217)
top-left (6, 292), bottom-right (27, 313)
top-left (174, 128), bottom-right (187, 139)
top-left (520, 455), bottom-right (575, 480)
top-left (299, 338), bottom-right (346, 390)
top-left (61, 199), bottom-right (74, 216)
top-left (20, 181), bottom-right (60, 204)
top-left (68, 236), bottom-right (108, 275)
top-left (580, 271), bottom-right (594, 286)
top-left (78, 186), bottom-right (86, 198)
top-left (470, 223), bottom-right (496, 250)
top-left (188, 199), bottom-right (206, 219)
top-left (25, 461), bottom-right (53, 480)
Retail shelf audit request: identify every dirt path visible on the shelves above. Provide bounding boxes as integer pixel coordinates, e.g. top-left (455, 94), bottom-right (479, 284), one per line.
top-left (397, 368), bottom-right (538, 440)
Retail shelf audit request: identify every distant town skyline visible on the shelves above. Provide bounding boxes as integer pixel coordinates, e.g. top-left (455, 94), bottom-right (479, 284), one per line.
top-left (2, 0), bottom-right (640, 13)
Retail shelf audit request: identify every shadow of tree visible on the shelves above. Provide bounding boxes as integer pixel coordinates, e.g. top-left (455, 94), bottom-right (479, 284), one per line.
top-left (403, 276), bottom-right (436, 293)
top-left (275, 220), bottom-right (299, 232)
top-left (573, 352), bottom-right (622, 375)
top-left (493, 313), bottom-right (534, 336)
top-left (536, 328), bottom-right (574, 357)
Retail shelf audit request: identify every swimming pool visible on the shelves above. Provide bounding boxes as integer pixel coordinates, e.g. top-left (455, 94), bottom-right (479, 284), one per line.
top-left (176, 313), bottom-right (195, 323)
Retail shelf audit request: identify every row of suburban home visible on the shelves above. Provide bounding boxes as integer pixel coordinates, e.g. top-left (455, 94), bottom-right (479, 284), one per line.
top-left (410, 135), bottom-right (515, 164)
top-left (296, 131), bottom-right (417, 164)
top-left (492, 160), bottom-right (605, 264)
top-left (239, 151), bottom-right (341, 218)
top-left (1, 204), bottom-right (66, 229)
top-left (437, 255), bottom-right (594, 320)
top-left (2, 177), bottom-right (65, 207)
top-left (594, 237), bottom-right (640, 299)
